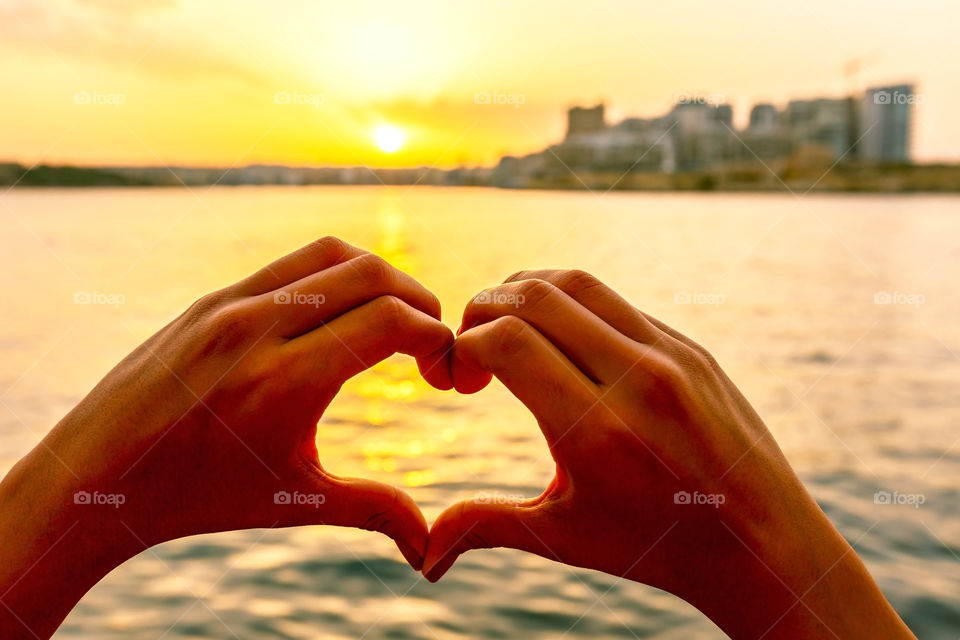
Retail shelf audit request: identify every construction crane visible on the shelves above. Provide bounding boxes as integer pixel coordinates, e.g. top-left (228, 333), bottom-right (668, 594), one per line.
top-left (844, 52), bottom-right (882, 96)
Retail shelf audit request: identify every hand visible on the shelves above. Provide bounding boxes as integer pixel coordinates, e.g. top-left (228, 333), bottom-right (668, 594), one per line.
top-left (424, 270), bottom-right (915, 639)
top-left (0, 237), bottom-right (454, 638)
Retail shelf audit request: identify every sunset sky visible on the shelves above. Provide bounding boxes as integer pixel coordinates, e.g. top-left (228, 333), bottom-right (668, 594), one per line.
top-left (1, 0), bottom-right (958, 168)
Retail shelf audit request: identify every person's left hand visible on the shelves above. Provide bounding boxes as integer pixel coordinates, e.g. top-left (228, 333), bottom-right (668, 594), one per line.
top-left (0, 237), bottom-right (454, 638)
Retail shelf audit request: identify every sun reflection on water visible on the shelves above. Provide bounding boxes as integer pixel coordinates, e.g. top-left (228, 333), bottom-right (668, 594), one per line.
top-left (343, 193), bottom-right (447, 489)
top-left (372, 193), bottom-right (413, 274)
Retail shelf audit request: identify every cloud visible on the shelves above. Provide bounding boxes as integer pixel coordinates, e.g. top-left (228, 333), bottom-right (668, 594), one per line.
top-left (73, 0), bottom-right (178, 15)
top-left (0, 0), bottom-right (269, 87)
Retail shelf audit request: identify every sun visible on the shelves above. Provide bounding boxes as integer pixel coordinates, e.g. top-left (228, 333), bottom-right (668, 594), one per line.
top-left (374, 124), bottom-right (404, 153)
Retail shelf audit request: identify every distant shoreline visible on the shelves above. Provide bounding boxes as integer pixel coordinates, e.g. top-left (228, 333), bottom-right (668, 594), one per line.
top-left (3, 162), bottom-right (959, 193)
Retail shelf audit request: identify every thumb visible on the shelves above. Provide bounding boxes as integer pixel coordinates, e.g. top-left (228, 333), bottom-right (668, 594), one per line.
top-left (324, 477), bottom-right (430, 571)
top-left (423, 496), bottom-right (549, 582)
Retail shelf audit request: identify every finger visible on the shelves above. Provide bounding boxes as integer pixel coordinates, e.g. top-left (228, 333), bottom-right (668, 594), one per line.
top-left (338, 478), bottom-right (429, 570)
top-left (637, 310), bottom-right (713, 356)
top-left (462, 279), bottom-right (640, 383)
top-left (269, 253), bottom-right (442, 338)
top-left (503, 270), bottom-right (663, 345)
top-left (451, 316), bottom-right (597, 448)
top-left (286, 295), bottom-right (455, 390)
top-left (307, 476), bottom-right (429, 570)
top-left (423, 497), bottom-right (552, 582)
top-left (414, 341), bottom-right (456, 393)
top-left (446, 351), bottom-right (493, 395)
top-left (234, 236), bottom-right (367, 296)
top-left (505, 270), bottom-right (711, 369)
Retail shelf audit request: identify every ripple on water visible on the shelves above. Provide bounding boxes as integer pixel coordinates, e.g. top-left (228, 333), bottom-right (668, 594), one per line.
top-left (6, 188), bottom-right (960, 638)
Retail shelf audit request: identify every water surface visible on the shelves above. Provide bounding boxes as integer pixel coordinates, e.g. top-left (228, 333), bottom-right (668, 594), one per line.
top-left (1, 186), bottom-right (958, 638)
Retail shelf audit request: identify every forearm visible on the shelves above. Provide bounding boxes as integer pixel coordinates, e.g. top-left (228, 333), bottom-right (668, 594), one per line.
top-left (661, 498), bottom-right (914, 639)
top-left (0, 447), bottom-right (140, 639)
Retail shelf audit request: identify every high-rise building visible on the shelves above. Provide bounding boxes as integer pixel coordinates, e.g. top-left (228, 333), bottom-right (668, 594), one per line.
top-left (667, 101), bottom-right (738, 170)
top-left (748, 104), bottom-right (778, 131)
top-left (565, 105), bottom-right (605, 139)
top-left (785, 98), bottom-right (854, 159)
top-left (496, 83), bottom-right (917, 187)
top-left (715, 104), bottom-right (733, 128)
top-left (859, 84), bottom-right (914, 164)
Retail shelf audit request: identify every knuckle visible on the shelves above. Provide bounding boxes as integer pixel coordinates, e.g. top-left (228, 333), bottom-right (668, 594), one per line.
top-left (205, 302), bottom-right (258, 351)
top-left (668, 333), bottom-right (719, 373)
top-left (689, 341), bottom-right (720, 371)
top-left (504, 270), bottom-right (529, 283)
top-left (647, 359), bottom-right (689, 408)
top-left (489, 315), bottom-right (533, 357)
top-left (371, 294), bottom-right (408, 329)
top-left (623, 348), bottom-right (687, 397)
top-left (650, 349), bottom-right (686, 382)
top-left (554, 269), bottom-right (603, 297)
top-left (353, 253), bottom-right (394, 288)
top-left (185, 290), bottom-right (227, 321)
top-left (652, 355), bottom-right (688, 390)
top-left (311, 235), bottom-right (348, 259)
top-left (513, 278), bottom-right (558, 309)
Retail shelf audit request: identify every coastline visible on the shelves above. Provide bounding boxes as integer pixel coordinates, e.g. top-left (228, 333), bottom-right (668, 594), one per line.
top-left (3, 161), bottom-right (960, 193)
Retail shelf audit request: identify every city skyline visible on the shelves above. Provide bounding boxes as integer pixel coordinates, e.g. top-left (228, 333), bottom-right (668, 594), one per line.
top-left (0, 84), bottom-right (931, 175)
top-left (490, 82), bottom-right (917, 187)
top-left (1, 0), bottom-right (956, 167)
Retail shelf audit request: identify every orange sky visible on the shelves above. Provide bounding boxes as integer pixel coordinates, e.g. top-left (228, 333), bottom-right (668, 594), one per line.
top-left (1, 0), bottom-right (957, 168)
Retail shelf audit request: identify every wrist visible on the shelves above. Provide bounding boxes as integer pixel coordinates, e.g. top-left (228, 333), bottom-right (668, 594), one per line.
top-left (672, 486), bottom-right (913, 639)
top-left (0, 447), bottom-right (143, 638)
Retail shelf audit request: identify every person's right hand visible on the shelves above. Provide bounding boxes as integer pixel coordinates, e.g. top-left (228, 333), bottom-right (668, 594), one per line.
top-left (424, 269), bottom-right (915, 640)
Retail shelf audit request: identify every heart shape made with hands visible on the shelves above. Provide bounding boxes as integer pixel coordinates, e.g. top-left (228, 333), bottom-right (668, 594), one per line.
top-left (384, 264), bottom-right (744, 592)
top-left (184, 238), bottom-right (666, 587)
top-left (408, 300), bottom-right (557, 584)
top-left (375, 273), bottom-right (619, 582)
top-left (4, 234), bottom-right (896, 640)
top-left (214, 238), bottom-right (751, 601)
top-left (2, 236), bottom-right (914, 640)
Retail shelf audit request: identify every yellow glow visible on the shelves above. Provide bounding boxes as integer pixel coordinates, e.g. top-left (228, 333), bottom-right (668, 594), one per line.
top-left (374, 125), bottom-right (404, 153)
top-left (364, 457), bottom-right (398, 473)
top-left (364, 405), bottom-right (386, 426)
top-left (404, 469), bottom-right (436, 487)
top-left (0, 1), bottom-right (956, 164)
